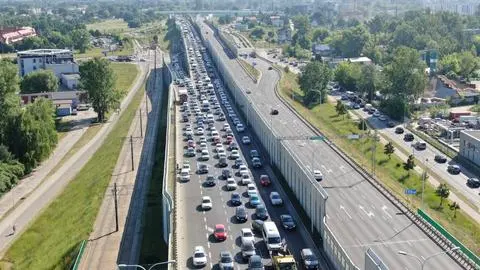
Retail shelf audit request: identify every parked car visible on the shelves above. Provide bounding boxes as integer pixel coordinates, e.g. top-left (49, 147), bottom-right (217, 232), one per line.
top-left (447, 165), bottom-right (461, 174)
top-left (404, 133), bottom-right (414, 141)
top-left (395, 127), bottom-right (404, 134)
top-left (248, 255), bottom-right (264, 269)
top-left (198, 163), bottom-right (209, 174)
top-left (204, 175), bottom-right (216, 187)
top-left (201, 196), bottom-right (212, 210)
top-left (231, 192), bottom-right (242, 206)
top-left (222, 169), bottom-right (232, 179)
top-left (249, 194), bottom-right (261, 207)
top-left (434, 155), bottom-right (447, 163)
top-left (270, 109), bottom-right (279, 115)
top-left (313, 170), bottom-right (323, 181)
top-left (413, 141), bottom-right (427, 150)
top-left (467, 178), bottom-right (480, 188)
top-left (241, 228), bottom-right (255, 243)
top-left (387, 121), bottom-right (395, 128)
top-left (214, 224), bottom-right (227, 241)
top-left (251, 219), bottom-right (264, 232)
top-left (219, 251), bottom-right (234, 270)
top-left (226, 178), bottom-right (238, 190)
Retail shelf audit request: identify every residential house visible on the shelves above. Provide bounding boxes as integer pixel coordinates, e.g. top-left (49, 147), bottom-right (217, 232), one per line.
top-left (313, 44), bottom-right (332, 57)
top-left (270, 16), bottom-right (284, 27)
top-left (0, 27), bottom-right (36, 45)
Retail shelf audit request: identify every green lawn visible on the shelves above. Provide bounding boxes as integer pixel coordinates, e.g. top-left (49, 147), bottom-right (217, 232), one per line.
top-left (0, 81), bottom-right (146, 270)
top-left (111, 63), bottom-right (139, 93)
top-left (238, 59), bottom-right (260, 81)
top-left (277, 70), bottom-right (480, 256)
top-left (74, 42), bottom-right (134, 59)
top-left (86, 19), bottom-right (130, 34)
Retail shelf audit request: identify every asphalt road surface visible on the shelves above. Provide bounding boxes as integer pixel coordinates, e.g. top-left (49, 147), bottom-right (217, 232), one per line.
top-left (196, 19), bottom-right (463, 270)
top-left (175, 19), bottom-right (328, 270)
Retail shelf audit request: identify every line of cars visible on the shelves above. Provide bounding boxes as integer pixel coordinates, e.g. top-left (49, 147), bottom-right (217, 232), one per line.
top-left (178, 17), bottom-right (320, 269)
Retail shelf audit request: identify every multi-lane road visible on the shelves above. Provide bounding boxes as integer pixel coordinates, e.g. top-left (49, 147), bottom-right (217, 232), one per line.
top-left (175, 19), bottom-right (327, 269)
top-left (195, 18), bottom-right (463, 270)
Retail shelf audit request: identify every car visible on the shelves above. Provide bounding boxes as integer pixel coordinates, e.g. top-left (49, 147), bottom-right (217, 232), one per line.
top-left (268, 66), bottom-right (273, 70)
top-left (214, 224), bottom-right (227, 241)
top-left (248, 255), bottom-right (264, 269)
top-left (242, 136), bottom-right (251, 144)
top-left (222, 123), bottom-right (230, 131)
top-left (260, 174), bottom-right (271, 186)
top-left (225, 135), bottom-right (234, 144)
top-left (230, 192), bottom-right (242, 206)
top-left (250, 149), bottom-right (260, 158)
top-left (280, 214), bottom-right (296, 230)
top-left (241, 228), bottom-right (255, 243)
top-left (196, 127), bottom-right (204, 135)
top-left (200, 149), bottom-right (210, 160)
top-left (217, 148), bottom-right (226, 158)
top-left (180, 168), bottom-right (190, 182)
top-left (251, 219), bottom-right (264, 232)
top-left (404, 133), bottom-right (414, 141)
top-left (467, 178), bottom-right (480, 188)
top-left (270, 109), bottom-right (279, 115)
top-left (255, 204), bottom-right (269, 220)
top-left (228, 141), bottom-right (239, 151)
top-left (230, 149), bottom-right (240, 160)
top-left (413, 141), bottom-right (427, 150)
top-left (241, 174), bottom-right (252, 185)
top-left (236, 205), bottom-right (248, 222)
top-left (269, 191), bottom-right (283, 206)
top-left (247, 183), bottom-right (257, 197)
top-left (234, 159), bottom-right (244, 168)
top-left (187, 139), bottom-right (196, 148)
top-left (222, 169), bottom-right (232, 179)
top-left (226, 178), bottom-right (238, 190)
top-left (205, 175), bottom-right (216, 187)
top-left (387, 121), bottom-right (395, 128)
top-left (434, 154), bottom-right (447, 163)
top-left (238, 164), bottom-right (249, 176)
top-left (395, 127), bottom-right (404, 134)
top-left (219, 251), bottom-right (234, 270)
top-left (198, 163), bottom-right (209, 174)
top-left (379, 115), bottom-right (387, 121)
top-left (241, 239), bottom-right (256, 259)
top-left (201, 196), bottom-right (212, 210)
top-left (185, 147), bottom-right (196, 157)
top-left (251, 157), bottom-right (262, 168)
top-left (313, 170), bottom-right (323, 181)
top-left (447, 165), bottom-right (461, 174)
top-left (193, 246), bottom-right (207, 266)
top-left (301, 248), bottom-right (319, 269)
top-left (218, 157), bottom-right (228, 167)
top-left (249, 194), bottom-right (261, 207)
top-left (373, 111), bottom-right (381, 117)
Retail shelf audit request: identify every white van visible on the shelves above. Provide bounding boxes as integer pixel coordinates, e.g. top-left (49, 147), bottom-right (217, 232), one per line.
top-left (262, 221), bottom-right (282, 251)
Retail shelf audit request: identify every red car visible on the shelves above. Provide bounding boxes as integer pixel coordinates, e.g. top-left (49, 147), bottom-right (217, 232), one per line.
top-left (226, 136), bottom-right (233, 144)
top-left (260, 174), bottom-right (271, 186)
top-left (187, 140), bottom-right (196, 148)
top-left (214, 224), bottom-right (227, 241)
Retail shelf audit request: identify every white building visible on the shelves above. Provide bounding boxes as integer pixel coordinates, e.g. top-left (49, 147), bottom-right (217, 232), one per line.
top-left (459, 130), bottom-right (480, 166)
top-left (270, 16), bottom-right (284, 28)
top-left (61, 73), bottom-right (81, 90)
top-left (17, 49), bottom-right (79, 78)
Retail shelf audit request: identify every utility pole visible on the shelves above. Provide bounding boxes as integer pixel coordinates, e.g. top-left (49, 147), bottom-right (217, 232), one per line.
top-left (371, 130), bottom-right (377, 176)
top-left (139, 109), bottom-right (143, 138)
top-left (130, 135), bottom-right (134, 171)
top-left (113, 183), bottom-right (119, 232)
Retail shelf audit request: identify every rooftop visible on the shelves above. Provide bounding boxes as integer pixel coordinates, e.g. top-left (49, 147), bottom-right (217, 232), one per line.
top-left (17, 49), bottom-right (73, 56)
top-left (462, 130), bottom-right (480, 140)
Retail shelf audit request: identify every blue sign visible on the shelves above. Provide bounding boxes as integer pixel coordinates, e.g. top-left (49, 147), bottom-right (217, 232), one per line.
top-left (309, 136), bottom-right (325, 141)
top-left (405, 189), bottom-right (417, 195)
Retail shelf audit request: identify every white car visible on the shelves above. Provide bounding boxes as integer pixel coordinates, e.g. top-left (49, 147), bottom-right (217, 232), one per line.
top-left (313, 170), bottom-right (323, 181)
top-left (196, 127), bottom-right (204, 135)
top-left (193, 246), bottom-right (207, 266)
top-left (236, 123), bottom-right (245, 132)
top-left (241, 174), bottom-right (252, 185)
top-left (238, 165), bottom-right (249, 175)
top-left (269, 191), bottom-right (283, 206)
top-left (223, 123), bottom-right (230, 131)
top-left (216, 144), bottom-right (225, 152)
top-left (182, 163), bottom-right (191, 172)
top-left (230, 149), bottom-right (240, 159)
top-left (247, 184), bottom-right (257, 197)
top-left (201, 196), bottom-right (212, 210)
top-left (199, 142), bottom-right (208, 151)
top-left (242, 136), bottom-right (251, 144)
top-left (240, 228), bottom-right (255, 243)
top-left (180, 168), bottom-right (190, 182)
top-left (201, 149), bottom-right (210, 160)
top-left (226, 178), bottom-right (238, 190)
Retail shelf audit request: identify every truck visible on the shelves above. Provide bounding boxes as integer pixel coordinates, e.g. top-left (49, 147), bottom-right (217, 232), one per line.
top-left (178, 88), bottom-right (188, 104)
top-left (265, 247), bottom-right (297, 270)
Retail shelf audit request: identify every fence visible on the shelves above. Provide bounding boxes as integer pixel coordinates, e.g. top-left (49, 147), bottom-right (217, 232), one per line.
top-left (70, 240), bottom-right (87, 270)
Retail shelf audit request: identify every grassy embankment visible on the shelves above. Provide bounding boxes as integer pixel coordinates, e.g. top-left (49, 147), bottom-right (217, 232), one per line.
top-left (238, 58), bottom-right (260, 81)
top-left (0, 76), bottom-right (146, 270)
top-left (277, 68), bottom-right (480, 255)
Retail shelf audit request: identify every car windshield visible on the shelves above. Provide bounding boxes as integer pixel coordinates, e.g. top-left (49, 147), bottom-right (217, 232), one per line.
top-left (221, 255), bottom-right (232, 263)
top-left (250, 261), bottom-right (262, 267)
top-left (272, 194), bottom-right (279, 199)
top-left (216, 227), bottom-right (225, 232)
top-left (194, 252), bottom-right (205, 258)
top-left (305, 254), bottom-right (317, 261)
top-left (202, 199), bottom-right (210, 203)
top-left (269, 236), bottom-right (281, 244)
top-left (283, 216), bottom-right (293, 222)
top-left (244, 231), bottom-right (253, 237)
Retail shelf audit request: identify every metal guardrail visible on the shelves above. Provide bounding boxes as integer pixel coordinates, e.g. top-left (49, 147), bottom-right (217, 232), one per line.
top-left (265, 60), bottom-right (478, 270)
top-left (70, 240), bottom-right (87, 270)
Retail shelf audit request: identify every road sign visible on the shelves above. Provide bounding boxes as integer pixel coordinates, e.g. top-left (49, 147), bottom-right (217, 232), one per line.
top-left (309, 136), bottom-right (325, 141)
top-left (348, 134), bottom-right (360, 140)
top-left (405, 189), bottom-right (417, 195)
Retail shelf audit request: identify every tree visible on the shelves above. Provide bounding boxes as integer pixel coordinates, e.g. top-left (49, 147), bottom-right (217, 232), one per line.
top-left (436, 183), bottom-right (450, 207)
top-left (80, 58), bottom-right (121, 122)
top-left (335, 100), bottom-right (347, 118)
top-left (334, 61), bottom-right (362, 92)
top-left (20, 70), bottom-right (59, 94)
top-left (298, 61), bottom-right (332, 106)
top-left (439, 53), bottom-right (461, 75)
top-left (71, 29), bottom-right (91, 53)
top-left (458, 51), bottom-right (480, 80)
top-left (449, 201), bottom-right (460, 218)
top-left (392, 23), bottom-right (418, 48)
top-left (312, 28), bottom-right (329, 42)
top-left (403, 154), bottom-right (415, 176)
top-left (218, 15), bottom-right (233, 25)
top-left (330, 25), bottom-right (370, 57)
top-left (358, 64), bottom-right (383, 102)
top-left (250, 27), bottom-right (265, 40)
top-left (384, 142), bottom-right (395, 159)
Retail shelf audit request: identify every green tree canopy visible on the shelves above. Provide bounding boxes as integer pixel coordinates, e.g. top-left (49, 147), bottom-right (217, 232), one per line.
top-left (20, 70), bottom-right (59, 94)
top-left (71, 28), bottom-right (91, 53)
top-left (334, 61), bottom-right (362, 92)
top-left (250, 27), bottom-right (265, 40)
top-left (80, 58), bottom-right (122, 122)
top-left (358, 64), bottom-right (383, 102)
top-left (436, 183), bottom-right (450, 206)
top-left (298, 61), bottom-right (332, 106)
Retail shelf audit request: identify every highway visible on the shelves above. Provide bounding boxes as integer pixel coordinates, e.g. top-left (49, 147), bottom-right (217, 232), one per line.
top-left (175, 19), bottom-right (327, 269)
top-left (196, 19), bottom-right (463, 270)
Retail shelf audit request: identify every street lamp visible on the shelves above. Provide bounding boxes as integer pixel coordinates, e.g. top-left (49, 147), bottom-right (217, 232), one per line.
top-left (147, 260), bottom-right (176, 270)
top-left (422, 158), bottom-right (429, 210)
top-left (117, 264), bottom-right (146, 270)
top-left (397, 246), bottom-right (460, 270)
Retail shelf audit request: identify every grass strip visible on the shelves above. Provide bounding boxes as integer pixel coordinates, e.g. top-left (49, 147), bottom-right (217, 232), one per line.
top-left (238, 58), bottom-right (260, 81)
top-left (276, 70), bottom-right (480, 256)
top-left (0, 82), bottom-right (146, 270)
top-left (86, 19), bottom-right (130, 34)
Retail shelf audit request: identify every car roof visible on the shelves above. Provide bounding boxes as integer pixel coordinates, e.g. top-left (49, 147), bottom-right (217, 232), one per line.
top-left (215, 224), bottom-right (225, 229)
top-left (270, 191), bottom-right (279, 195)
top-left (301, 248), bottom-right (314, 256)
top-left (220, 250), bottom-right (232, 257)
top-left (194, 246), bottom-right (205, 252)
top-left (241, 228), bottom-right (252, 233)
top-left (202, 196), bottom-right (211, 200)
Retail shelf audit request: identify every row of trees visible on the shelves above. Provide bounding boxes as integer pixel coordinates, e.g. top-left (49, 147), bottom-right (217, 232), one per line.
top-left (0, 61), bottom-right (58, 195)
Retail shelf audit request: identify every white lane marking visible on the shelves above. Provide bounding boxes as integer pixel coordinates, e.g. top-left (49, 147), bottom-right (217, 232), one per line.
top-left (359, 205), bottom-right (375, 218)
top-left (382, 205), bottom-right (392, 219)
top-left (343, 238), bottom-right (428, 248)
top-left (326, 214), bottom-right (330, 219)
top-left (205, 224), bottom-right (208, 230)
top-left (207, 242), bottom-right (211, 249)
top-left (340, 205), bottom-right (352, 219)
top-left (204, 216), bottom-right (207, 223)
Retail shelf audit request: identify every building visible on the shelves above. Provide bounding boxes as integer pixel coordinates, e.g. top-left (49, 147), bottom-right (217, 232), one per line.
top-left (61, 73), bottom-right (81, 90)
top-left (459, 130), bottom-right (480, 166)
top-left (313, 44), bottom-right (332, 57)
top-left (324, 56), bottom-right (373, 68)
top-left (277, 27), bottom-right (292, 44)
top-left (0, 27), bottom-right (36, 45)
top-left (270, 16), bottom-right (283, 27)
top-left (234, 23), bottom-right (249, 32)
top-left (17, 49), bottom-right (79, 79)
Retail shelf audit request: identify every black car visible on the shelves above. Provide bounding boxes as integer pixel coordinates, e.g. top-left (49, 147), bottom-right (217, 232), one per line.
top-left (387, 121), bottom-right (395, 128)
top-left (205, 175), bottom-right (216, 187)
top-left (198, 164), bottom-right (209, 174)
top-left (404, 133), bottom-right (414, 141)
top-left (280, 214), bottom-right (296, 230)
top-left (222, 169), bottom-right (232, 179)
top-left (218, 157), bottom-right (228, 167)
top-left (250, 150), bottom-right (260, 159)
top-left (234, 159), bottom-right (244, 168)
top-left (255, 204), bottom-right (268, 220)
top-left (248, 255), bottom-right (264, 270)
top-left (395, 127), bottom-right (404, 134)
top-left (447, 165), bottom-right (461, 174)
top-left (434, 155), bottom-right (447, 163)
top-left (467, 178), bottom-right (480, 188)
top-left (270, 109), bottom-right (279, 115)
top-left (251, 219), bottom-right (264, 233)
top-left (268, 66), bottom-right (273, 70)
top-left (231, 192), bottom-right (242, 206)
top-left (236, 206), bottom-right (248, 222)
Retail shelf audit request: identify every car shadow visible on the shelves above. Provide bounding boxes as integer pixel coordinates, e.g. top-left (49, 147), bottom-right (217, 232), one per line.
top-left (196, 205), bottom-right (208, 212)
top-left (230, 215), bottom-right (246, 224)
top-left (234, 252), bottom-right (248, 264)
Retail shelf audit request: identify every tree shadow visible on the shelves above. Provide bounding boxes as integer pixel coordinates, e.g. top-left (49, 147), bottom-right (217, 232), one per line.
top-left (397, 174), bottom-right (409, 183)
top-left (378, 158), bottom-right (389, 166)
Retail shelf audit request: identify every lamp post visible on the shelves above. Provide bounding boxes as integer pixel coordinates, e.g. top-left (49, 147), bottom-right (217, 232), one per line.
top-left (117, 264), bottom-right (147, 270)
top-left (147, 260), bottom-right (176, 270)
top-left (397, 246), bottom-right (460, 270)
top-left (422, 158), bottom-right (429, 210)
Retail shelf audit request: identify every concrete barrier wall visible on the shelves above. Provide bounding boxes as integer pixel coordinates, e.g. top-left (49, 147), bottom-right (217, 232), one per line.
top-left (323, 220), bottom-right (359, 270)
